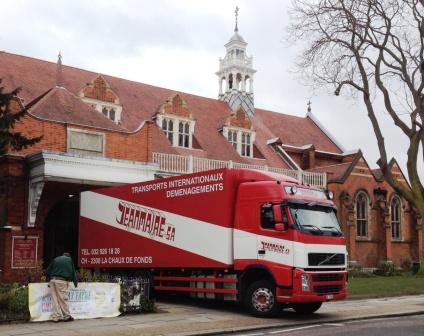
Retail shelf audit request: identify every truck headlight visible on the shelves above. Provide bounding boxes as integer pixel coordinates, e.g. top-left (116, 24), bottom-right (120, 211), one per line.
top-left (301, 274), bottom-right (311, 292)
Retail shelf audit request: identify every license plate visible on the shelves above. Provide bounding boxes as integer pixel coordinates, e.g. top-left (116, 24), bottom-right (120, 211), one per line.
top-left (326, 294), bottom-right (334, 300)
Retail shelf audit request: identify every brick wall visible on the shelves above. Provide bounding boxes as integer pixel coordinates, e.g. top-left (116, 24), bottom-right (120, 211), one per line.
top-left (0, 155), bottom-right (44, 283)
top-left (329, 158), bottom-right (420, 268)
top-left (9, 113), bottom-right (152, 162)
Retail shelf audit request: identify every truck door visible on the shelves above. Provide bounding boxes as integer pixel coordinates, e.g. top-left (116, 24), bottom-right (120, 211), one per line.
top-left (257, 203), bottom-right (294, 269)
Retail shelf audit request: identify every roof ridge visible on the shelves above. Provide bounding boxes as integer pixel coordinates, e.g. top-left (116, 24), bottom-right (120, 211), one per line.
top-left (256, 107), bottom-right (306, 120)
top-left (2, 52), bottom-right (230, 105)
top-left (3, 51), bottom-right (322, 121)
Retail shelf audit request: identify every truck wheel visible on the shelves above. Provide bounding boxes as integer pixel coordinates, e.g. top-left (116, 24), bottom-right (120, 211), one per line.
top-left (244, 280), bottom-right (280, 317)
top-left (292, 302), bottom-right (322, 314)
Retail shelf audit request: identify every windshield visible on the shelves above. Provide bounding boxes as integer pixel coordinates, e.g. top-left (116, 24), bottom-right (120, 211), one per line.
top-left (290, 204), bottom-right (343, 236)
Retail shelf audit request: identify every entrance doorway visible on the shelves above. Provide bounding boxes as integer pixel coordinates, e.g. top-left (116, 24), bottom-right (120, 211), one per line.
top-left (43, 195), bottom-right (80, 267)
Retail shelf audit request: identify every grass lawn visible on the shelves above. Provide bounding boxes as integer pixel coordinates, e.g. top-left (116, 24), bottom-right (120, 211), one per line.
top-left (347, 274), bottom-right (424, 299)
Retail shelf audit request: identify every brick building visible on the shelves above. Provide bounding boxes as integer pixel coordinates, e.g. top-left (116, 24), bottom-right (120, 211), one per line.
top-left (0, 25), bottom-right (421, 282)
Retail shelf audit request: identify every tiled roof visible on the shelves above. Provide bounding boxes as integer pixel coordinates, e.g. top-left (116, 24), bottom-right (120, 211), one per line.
top-left (255, 108), bottom-right (343, 153)
top-left (0, 51), bottom-right (345, 168)
top-left (27, 87), bottom-right (124, 131)
top-left (308, 162), bottom-right (354, 182)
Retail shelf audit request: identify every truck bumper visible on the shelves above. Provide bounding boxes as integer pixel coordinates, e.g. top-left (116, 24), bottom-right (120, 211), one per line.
top-left (276, 268), bottom-right (347, 304)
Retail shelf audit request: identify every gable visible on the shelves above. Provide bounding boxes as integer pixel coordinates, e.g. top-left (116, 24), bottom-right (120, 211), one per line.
top-left (351, 157), bottom-right (375, 179)
top-left (389, 159), bottom-right (410, 189)
top-left (225, 106), bottom-right (252, 129)
top-left (158, 93), bottom-right (192, 118)
top-left (80, 75), bottom-right (120, 104)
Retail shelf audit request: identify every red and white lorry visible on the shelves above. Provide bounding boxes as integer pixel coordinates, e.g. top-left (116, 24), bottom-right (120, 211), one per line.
top-left (79, 168), bottom-right (347, 316)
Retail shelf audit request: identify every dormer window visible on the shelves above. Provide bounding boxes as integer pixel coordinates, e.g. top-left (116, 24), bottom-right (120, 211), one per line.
top-left (101, 106), bottom-right (116, 122)
top-left (241, 132), bottom-right (251, 157)
top-left (159, 116), bottom-right (194, 148)
top-left (222, 107), bottom-right (255, 158)
top-left (228, 130), bottom-right (237, 150)
top-left (109, 108), bottom-right (116, 121)
top-left (156, 93), bottom-right (196, 149)
top-left (178, 122), bottom-right (190, 148)
top-left (162, 118), bottom-right (174, 142)
top-left (80, 75), bottom-right (123, 124)
top-left (223, 127), bottom-right (255, 158)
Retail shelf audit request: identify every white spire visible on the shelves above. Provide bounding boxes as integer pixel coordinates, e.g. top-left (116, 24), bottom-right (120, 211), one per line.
top-left (234, 6), bottom-right (239, 32)
top-left (216, 7), bottom-right (256, 116)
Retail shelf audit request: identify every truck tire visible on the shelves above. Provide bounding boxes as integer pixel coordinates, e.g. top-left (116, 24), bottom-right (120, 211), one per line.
top-left (244, 280), bottom-right (280, 317)
top-left (292, 302), bottom-right (322, 314)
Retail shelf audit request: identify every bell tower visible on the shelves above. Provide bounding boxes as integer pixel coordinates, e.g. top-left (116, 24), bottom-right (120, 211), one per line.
top-left (216, 7), bottom-right (256, 116)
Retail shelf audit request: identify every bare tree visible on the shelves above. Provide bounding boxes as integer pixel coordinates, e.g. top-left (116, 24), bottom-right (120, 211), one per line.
top-left (288, 0), bottom-right (424, 218)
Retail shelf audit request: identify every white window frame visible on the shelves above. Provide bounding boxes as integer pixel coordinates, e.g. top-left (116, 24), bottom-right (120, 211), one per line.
top-left (241, 132), bottom-right (251, 157)
top-left (178, 121), bottom-right (190, 148)
top-left (156, 114), bottom-right (195, 149)
top-left (223, 126), bottom-right (255, 158)
top-left (228, 129), bottom-right (237, 150)
top-left (162, 118), bottom-right (174, 143)
top-left (81, 96), bottom-right (122, 124)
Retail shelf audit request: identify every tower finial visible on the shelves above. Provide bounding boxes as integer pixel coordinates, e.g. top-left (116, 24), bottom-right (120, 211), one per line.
top-left (307, 100), bottom-right (312, 113)
top-left (234, 6), bottom-right (239, 32)
top-left (56, 51), bottom-right (63, 88)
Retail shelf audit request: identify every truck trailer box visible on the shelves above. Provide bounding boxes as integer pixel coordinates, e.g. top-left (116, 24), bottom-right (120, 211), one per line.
top-left (80, 168), bottom-right (276, 269)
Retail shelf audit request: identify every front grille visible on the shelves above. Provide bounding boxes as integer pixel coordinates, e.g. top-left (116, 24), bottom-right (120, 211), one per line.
top-left (312, 274), bottom-right (344, 282)
top-left (314, 285), bottom-right (343, 294)
top-left (308, 253), bottom-right (345, 266)
top-left (304, 268), bottom-right (345, 272)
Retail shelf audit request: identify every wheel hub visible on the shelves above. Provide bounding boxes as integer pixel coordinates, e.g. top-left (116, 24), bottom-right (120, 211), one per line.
top-left (252, 287), bottom-right (274, 312)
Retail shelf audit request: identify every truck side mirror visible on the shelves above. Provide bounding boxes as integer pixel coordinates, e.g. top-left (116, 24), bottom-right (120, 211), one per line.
top-left (273, 205), bottom-right (287, 232)
top-left (272, 204), bottom-right (282, 222)
top-left (275, 223), bottom-right (285, 231)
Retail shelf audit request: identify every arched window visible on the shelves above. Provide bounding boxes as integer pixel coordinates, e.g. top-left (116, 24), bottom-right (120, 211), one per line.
top-left (221, 77), bottom-right (226, 93)
top-left (355, 192), bottom-right (368, 237)
top-left (228, 74), bottom-right (233, 90)
top-left (391, 195), bottom-right (402, 240)
top-left (241, 132), bottom-right (251, 157)
top-left (236, 73), bottom-right (242, 91)
top-left (178, 122), bottom-right (190, 148)
top-left (102, 107), bottom-right (108, 116)
top-left (162, 118), bottom-right (173, 143)
top-left (227, 130), bottom-right (237, 149)
top-left (109, 108), bottom-right (116, 121)
top-left (245, 76), bottom-right (251, 93)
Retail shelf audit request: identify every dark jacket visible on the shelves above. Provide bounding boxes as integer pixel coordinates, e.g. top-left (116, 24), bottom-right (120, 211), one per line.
top-left (46, 255), bottom-right (78, 288)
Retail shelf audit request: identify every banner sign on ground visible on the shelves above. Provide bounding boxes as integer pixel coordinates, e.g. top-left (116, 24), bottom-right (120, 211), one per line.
top-left (28, 282), bottom-right (120, 322)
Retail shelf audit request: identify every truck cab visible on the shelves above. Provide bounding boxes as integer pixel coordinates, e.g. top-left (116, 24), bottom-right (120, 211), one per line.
top-left (234, 177), bottom-right (347, 316)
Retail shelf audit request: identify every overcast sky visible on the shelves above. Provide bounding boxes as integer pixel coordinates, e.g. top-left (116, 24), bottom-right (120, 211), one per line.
top-left (1, 0), bottom-right (419, 179)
